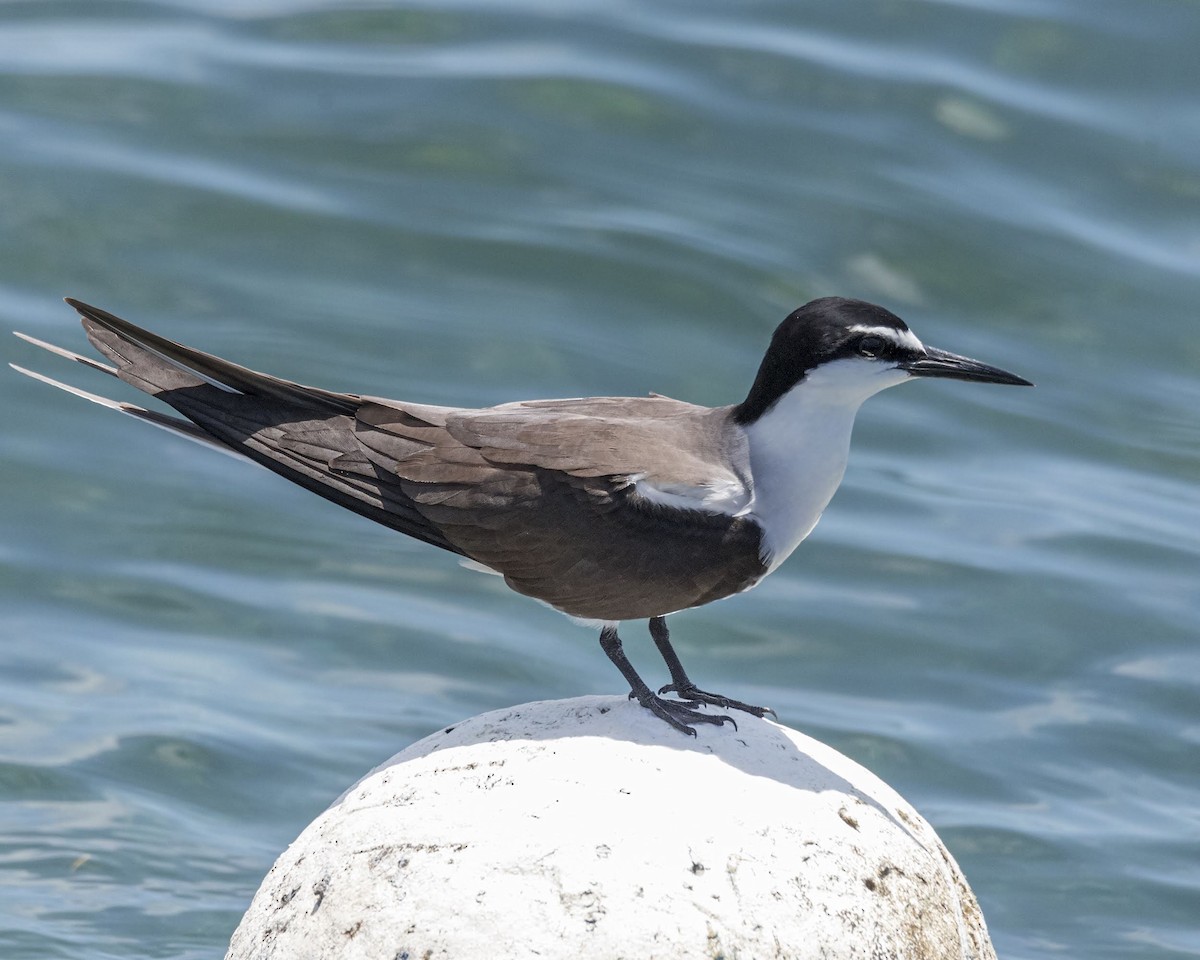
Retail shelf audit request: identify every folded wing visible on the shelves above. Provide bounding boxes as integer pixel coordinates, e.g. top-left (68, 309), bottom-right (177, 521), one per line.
top-left (14, 302), bottom-right (765, 620)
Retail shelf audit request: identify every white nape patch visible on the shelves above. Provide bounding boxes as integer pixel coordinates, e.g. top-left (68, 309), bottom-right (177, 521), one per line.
top-left (633, 475), bottom-right (751, 517)
top-left (850, 323), bottom-right (924, 353)
top-left (744, 357), bottom-right (910, 572)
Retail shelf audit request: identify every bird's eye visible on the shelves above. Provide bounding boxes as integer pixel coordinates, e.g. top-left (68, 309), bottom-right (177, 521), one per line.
top-left (858, 335), bottom-right (886, 358)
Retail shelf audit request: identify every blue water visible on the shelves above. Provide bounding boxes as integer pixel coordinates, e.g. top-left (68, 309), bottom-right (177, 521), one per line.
top-left (2, 2), bottom-right (1198, 957)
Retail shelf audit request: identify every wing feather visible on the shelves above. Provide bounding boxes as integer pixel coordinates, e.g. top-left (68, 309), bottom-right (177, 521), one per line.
top-left (16, 305), bottom-right (766, 621)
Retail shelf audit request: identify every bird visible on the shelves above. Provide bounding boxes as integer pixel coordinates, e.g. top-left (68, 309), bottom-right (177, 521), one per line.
top-left (12, 296), bottom-right (1031, 734)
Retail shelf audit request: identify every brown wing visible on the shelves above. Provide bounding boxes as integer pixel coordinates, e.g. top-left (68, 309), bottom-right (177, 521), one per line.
top-left (349, 399), bottom-right (766, 621)
top-left (70, 302), bottom-right (463, 556)
top-left (51, 302), bottom-right (766, 621)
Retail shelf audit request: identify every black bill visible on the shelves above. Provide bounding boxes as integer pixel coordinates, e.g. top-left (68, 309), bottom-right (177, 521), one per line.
top-left (901, 346), bottom-right (1033, 386)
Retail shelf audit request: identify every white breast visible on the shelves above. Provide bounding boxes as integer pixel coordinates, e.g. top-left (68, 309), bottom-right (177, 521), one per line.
top-left (743, 358), bottom-right (911, 572)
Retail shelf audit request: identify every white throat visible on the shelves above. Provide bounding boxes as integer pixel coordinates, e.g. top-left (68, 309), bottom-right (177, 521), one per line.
top-left (743, 358), bottom-right (910, 572)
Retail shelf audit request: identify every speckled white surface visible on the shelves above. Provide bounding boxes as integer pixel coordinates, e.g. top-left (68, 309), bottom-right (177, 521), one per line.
top-left (226, 696), bottom-right (995, 960)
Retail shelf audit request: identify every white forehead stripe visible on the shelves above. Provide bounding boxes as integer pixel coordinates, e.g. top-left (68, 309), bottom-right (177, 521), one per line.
top-left (849, 324), bottom-right (924, 352)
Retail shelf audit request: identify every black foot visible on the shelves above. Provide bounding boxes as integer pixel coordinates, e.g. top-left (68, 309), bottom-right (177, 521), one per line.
top-left (600, 623), bottom-right (737, 736)
top-left (631, 690), bottom-right (736, 736)
top-left (658, 682), bottom-right (777, 721)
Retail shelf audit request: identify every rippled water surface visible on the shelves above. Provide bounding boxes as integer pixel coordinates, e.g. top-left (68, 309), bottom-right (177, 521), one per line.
top-left (2, 2), bottom-right (1198, 957)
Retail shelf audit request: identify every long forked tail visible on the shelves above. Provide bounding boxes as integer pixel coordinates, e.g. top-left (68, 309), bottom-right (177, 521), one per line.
top-left (11, 328), bottom-right (249, 459)
top-left (11, 299), bottom-right (464, 555)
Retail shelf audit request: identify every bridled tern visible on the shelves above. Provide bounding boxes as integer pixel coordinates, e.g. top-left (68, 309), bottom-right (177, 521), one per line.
top-left (12, 296), bottom-right (1032, 734)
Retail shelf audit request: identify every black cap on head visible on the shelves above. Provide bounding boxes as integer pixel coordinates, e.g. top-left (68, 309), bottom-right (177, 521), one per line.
top-left (734, 298), bottom-right (909, 424)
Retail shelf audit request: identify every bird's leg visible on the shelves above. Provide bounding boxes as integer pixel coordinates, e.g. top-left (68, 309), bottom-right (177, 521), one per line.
top-left (649, 616), bottom-right (776, 720)
top-left (598, 624), bottom-right (733, 736)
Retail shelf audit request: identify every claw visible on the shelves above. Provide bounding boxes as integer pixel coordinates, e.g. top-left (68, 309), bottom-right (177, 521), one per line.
top-left (660, 683), bottom-right (774, 721)
top-left (633, 691), bottom-right (736, 736)
top-left (600, 623), bottom-right (742, 736)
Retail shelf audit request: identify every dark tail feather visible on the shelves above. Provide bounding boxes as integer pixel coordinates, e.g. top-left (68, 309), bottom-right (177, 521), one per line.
top-left (20, 301), bottom-right (466, 557)
top-left (68, 298), bottom-right (359, 415)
